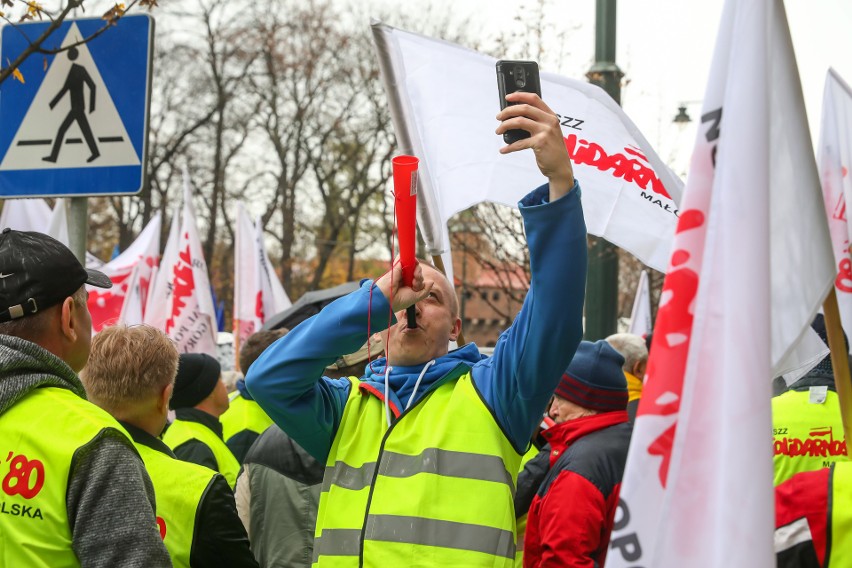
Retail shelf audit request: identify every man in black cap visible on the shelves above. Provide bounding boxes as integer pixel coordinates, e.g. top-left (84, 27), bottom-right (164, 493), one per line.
top-left (0, 229), bottom-right (171, 567)
top-left (162, 352), bottom-right (240, 488)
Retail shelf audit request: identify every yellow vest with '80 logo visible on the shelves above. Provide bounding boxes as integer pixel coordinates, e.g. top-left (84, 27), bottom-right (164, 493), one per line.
top-left (312, 370), bottom-right (522, 568)
top-left (0, 387), bottom-right (137, 568)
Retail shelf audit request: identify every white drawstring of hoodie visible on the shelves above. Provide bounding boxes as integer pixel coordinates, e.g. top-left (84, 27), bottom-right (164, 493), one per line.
top-left (384, 359), bottom-right (436, 428)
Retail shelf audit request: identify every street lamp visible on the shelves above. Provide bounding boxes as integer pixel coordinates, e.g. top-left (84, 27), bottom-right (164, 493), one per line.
top-left (673, 105), bottom-right (691, 124)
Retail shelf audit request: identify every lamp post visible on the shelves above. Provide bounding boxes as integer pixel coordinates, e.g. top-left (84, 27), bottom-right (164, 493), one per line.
top-left (584, 0), bottom-right (623, 341)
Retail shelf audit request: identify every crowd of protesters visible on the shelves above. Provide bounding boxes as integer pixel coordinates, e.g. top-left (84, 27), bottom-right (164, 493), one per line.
top-left (0, 91), bottom-right (847, 568)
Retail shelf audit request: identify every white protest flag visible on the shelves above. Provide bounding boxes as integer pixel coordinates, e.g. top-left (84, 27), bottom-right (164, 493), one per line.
top-left (234, 202), bottom-right (292, 350)
top-left (372, 21), bottom-right (683, 272)
top-left (46, 199), bottom-right (105, 270)
top-left (234, 202), bottom-right (260, 346)
top-left (819, 69), bottom-right (852, 343)
top-left (144, 215), bottom-right (178, 331)
top-left (0, 198), bottom-right (52, 232)
top-left (162, 170), bottom-right (217, 354)
top-left (255, 213), bottom-right (291, 320)
top-left (607, 2), bottom-right (834, 567)
top-left (0, 197), bottom-right (104, 270)
top-left (118, 262), bottom-right (144, 326)
top-left (87, 212), bottom-right (161, 331)
top-left (627, 270), bottom-right (652, 337)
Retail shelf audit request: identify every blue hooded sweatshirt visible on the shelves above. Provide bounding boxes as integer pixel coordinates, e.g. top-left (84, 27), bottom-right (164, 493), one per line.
top-left (246, 182), bottom-right (587, 463)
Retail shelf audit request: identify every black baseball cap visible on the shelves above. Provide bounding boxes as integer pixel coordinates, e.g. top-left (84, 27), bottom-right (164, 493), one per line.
top-left (0, 228), bottom-right (112, 323)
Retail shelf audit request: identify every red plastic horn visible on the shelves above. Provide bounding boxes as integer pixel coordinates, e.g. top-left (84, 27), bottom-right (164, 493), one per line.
top-left (392, 155), bottom-right (419, 328)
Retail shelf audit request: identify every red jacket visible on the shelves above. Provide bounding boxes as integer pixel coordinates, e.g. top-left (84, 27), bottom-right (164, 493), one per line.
top-left (775, 467), bottom-right (830, 567)
top-left (523, 411), bottom-right (630, 568)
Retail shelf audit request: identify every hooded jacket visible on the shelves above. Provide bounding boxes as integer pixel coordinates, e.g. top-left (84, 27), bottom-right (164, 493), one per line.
top-left (246, 182), bottom-right (588, 462)
top-left (235, 425), bottom-right (324, 568)
top-left (523, 411), bottom-right (631, 568)
top-left (0, 334), bottom-right (171, 567)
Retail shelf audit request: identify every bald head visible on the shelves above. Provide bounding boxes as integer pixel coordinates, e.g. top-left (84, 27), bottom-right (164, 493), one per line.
top-left (419, 261), bottom-right (459, 319)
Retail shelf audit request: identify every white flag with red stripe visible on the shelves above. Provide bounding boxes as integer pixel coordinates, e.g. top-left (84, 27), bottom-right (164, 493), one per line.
top-left (608, 2), bottom-right (834, 567)
top-left (819, 69), bottom-right (852, 341)
top-left (234, 202), bottom-right (291, 348)
top-left (117, 262), bottom-right (144, 325)
top-left (144, 215), bottom-right (178, 331)
top-left (234, 202), bottom-right (260, 345)
top-left (161, 171), bottom-right (217, 354)
top-left (88, 213), bottom-right (161, 331)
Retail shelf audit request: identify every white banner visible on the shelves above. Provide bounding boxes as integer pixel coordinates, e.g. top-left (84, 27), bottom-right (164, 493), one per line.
top-left (161, 169), bottom-right (217, 355)
top-left (372, 21), bottom-right (683, 272)
top-left (234, 202), bottom-right (291, 351)
top-left (627, 270), bottom-right (652, 337)
top-left (819, 68), bottom-right (852, 347)
top-left (608, 2), bottom-right (834, 567)
top-left (88, 212), bottom-right (161, 331)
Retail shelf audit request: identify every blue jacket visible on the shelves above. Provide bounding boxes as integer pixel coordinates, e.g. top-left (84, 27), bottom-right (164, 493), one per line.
top-left (246, 182), bottom-right (587, 463)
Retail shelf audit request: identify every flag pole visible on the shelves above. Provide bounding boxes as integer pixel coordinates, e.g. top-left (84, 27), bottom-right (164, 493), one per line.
top-left (431, 253), bottom-right (466, 347)
top-left (822, 287), bottom-right (852, 456)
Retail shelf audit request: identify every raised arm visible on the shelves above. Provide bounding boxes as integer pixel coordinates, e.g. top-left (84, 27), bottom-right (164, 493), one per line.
top-left (476, 93), bottom-right (587, 451)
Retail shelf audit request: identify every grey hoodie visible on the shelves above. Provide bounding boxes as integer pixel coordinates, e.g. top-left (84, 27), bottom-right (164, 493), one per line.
top-left (0, 334), bottom-right (171, 568)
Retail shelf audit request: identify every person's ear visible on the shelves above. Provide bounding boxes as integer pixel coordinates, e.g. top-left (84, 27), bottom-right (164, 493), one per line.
top-left (59, 297), bottom-right (77, 343)
top-left (449, 316), bottom-right (462, 342)
top-left (159, 383), bottom-right (174, 414)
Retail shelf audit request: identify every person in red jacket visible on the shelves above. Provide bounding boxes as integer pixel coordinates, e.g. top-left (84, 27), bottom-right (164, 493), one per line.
top-left (523, 340), bottom-right (632, 568)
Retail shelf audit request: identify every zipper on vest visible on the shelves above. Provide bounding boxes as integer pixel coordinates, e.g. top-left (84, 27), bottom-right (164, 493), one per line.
top-left (356, 363), bottom-right (470, 566)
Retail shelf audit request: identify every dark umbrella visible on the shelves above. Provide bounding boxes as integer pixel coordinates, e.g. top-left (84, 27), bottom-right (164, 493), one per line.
top-left (262, 281), bottom-right (362, 331)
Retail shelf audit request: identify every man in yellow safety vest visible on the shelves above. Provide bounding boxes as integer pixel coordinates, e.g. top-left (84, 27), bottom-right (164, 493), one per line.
top-left (0, 229), bottom-right (170, 566)
top-left (246, 93), bottom-right (588, 567)
top-left (82, 324), bottom-right (258, 568)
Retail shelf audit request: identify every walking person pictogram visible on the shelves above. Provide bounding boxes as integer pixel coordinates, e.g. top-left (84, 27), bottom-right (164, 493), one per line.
top-left (42, 47), bottom-right (100, 164)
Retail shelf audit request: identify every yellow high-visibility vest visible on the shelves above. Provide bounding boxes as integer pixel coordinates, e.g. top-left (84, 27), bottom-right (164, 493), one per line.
top-left (313, 371), bottom-right (522, 567)
top-left (829, 461), bottom-right (852, 567)
top-left (0, 387), bottom-right (137, 567)
top-left (134, 440), bottom-right (217, 568)
top-left (163, 418), bottom-right (240, 488)
top-left (221, 392), bottom-right (273, 443)
top-left (772, 388), bottom-right (847, 486)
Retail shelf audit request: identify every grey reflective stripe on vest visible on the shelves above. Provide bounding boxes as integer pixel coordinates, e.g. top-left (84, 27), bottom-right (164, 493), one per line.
top-left (322, 449), bottom-right (515, 494)
top-left (322, 461), bottom-right (377, 492)
top-left (312, 528), bottom-right (362, 562)
top-left (366, 514), bottom-right (516, 559)
top-left (379, 448), bottom-right (515, 491)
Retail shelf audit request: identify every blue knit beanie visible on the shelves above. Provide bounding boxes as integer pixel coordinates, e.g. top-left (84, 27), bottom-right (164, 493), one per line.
top-left (555, 340), bottom-right (628, 412)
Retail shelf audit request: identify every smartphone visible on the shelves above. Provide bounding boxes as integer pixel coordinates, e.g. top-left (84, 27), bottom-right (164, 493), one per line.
top-left (496, 60), bottom-right (542, 144)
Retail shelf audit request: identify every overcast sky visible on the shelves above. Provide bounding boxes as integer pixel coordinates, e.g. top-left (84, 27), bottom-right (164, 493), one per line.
top-left (398, 0), bottom-right (852, 176)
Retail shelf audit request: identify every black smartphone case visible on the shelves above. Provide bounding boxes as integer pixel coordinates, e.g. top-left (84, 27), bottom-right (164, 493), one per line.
top-left (496, 60), bottom-right (542, 144)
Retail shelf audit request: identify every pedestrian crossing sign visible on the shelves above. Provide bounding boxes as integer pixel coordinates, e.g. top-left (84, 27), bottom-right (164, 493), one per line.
top-left (0, 15), bottom-right (153, 198)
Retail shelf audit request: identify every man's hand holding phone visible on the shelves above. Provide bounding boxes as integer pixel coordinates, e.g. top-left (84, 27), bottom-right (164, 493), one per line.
top-left (496, 91), bottom-right (575, 202)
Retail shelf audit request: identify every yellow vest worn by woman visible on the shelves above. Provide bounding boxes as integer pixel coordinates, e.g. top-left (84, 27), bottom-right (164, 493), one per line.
top-left (312, 371), bottom-right (523, 568)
